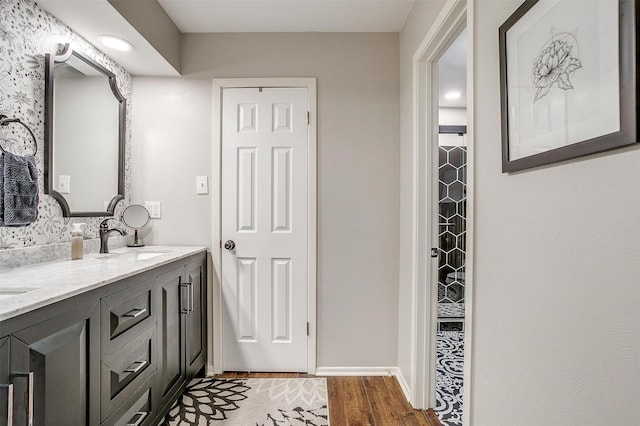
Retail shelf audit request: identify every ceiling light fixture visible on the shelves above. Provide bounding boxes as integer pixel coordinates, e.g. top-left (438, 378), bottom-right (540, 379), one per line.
top-left (98, 36), bottom-right (133, 52)
top-left (444, 91), bottom-right (461, 100)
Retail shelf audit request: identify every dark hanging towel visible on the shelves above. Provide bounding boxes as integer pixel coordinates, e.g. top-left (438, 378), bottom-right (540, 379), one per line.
top-left (0, 151), bottom-right (39, 226)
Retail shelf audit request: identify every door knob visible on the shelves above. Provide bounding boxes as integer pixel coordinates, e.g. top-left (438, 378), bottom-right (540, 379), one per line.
top-left (224, 240), bottom-right (236, 250)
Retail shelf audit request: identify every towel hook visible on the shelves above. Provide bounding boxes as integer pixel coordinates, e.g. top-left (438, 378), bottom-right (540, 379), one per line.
top-left (0, 114), bottom-right (38, 156)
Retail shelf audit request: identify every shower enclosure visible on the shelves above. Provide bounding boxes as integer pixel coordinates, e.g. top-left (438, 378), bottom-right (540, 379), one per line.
top-left (437, 143), bottom-right (466, 330)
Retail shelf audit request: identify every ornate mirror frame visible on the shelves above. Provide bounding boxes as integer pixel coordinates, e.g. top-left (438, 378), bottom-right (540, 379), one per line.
top-left (44, 44), bottom-right (126, 217)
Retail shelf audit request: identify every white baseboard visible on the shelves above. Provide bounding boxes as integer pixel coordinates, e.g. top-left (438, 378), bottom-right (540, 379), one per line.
top-left (316, 366), bottom-right (413, 405)
top-left (315, 366), bottom-right (396, 376)
top-left (206, 365), bottom-right (413, 407)
top-left (206, 363), bottom-right (215, 377)
top-left (393, 368), bottom-right (412, 404)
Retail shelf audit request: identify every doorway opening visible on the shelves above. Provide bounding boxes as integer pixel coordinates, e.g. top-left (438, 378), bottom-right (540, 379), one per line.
top-left (433, 28), bottom-right (467, 426)
top-left (407, 0), bottom-right (474, 423)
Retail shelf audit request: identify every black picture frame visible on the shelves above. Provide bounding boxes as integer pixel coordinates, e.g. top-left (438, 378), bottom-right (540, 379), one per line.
top-left (499, 0), bottom-right (638, 173)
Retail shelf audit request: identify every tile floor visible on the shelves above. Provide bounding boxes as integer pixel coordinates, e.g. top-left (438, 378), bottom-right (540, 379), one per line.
top-left (435, 331), bottom-right (464, 426)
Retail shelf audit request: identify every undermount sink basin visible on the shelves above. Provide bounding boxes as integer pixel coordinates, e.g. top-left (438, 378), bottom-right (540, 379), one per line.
top-left (96, 253), bottom-right (119, 259)
top-left (135, 252), bottom-right (167, 260)
top-left (0, 287), bottom-right (38, 300)
top-left (96, 251), bottom-right (169, 261)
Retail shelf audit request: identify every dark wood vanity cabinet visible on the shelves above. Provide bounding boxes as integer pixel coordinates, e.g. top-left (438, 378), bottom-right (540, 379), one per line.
top-left (157, 260), bottom-right (207, 411)
top-left (185, 260), bottom-right (206, 379)
top-left (157, 266), bottom-right (185, 406)
top-left (0, 251), bottom-right (207, 426)
top-left (0, 302), bottom-right (100, 426)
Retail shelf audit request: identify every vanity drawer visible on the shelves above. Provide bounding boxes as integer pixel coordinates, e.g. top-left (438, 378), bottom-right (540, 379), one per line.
top-left (102, 374), bottom-right (155, 426)
top-left (101, 326), bottom-right (157, 421)
top-left (101, 278), bottom-right (156, 356)
top-left (102, 374), bottom-right (156, 426)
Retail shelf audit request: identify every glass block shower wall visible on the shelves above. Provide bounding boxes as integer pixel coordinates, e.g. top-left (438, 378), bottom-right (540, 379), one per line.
top-left (438, 146), bottom-right (467, 303)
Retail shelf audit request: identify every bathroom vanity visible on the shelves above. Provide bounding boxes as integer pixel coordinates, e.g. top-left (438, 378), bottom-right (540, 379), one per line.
top-left (0, 246), bottom-right (207, 426)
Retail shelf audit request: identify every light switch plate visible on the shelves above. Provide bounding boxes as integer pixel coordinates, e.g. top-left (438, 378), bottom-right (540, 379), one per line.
top-left (196, 176), bottom-right (209, 194)
top-left (145, 201), bottom-right (161, 219)
top-left (58, 175), bottom-right (70, 194)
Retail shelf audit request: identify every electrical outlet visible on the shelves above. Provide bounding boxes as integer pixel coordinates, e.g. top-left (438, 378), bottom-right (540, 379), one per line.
top-left (58, 175), bottom-right (71, 194)
top-left (196, 176), bottom-right (208, 194)
top-left (145, 201), bottom-right (161, 219)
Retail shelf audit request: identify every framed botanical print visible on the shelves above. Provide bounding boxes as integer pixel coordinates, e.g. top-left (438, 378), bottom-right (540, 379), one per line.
top-left (499, 0), bottom-right (637, 172)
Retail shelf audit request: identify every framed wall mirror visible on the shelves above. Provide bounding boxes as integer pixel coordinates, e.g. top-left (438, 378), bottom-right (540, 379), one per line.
top-left (44, 44), bottom-right (126, 217)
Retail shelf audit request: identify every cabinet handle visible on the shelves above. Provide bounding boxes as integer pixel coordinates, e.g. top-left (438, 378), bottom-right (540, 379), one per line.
top-left (124, 360), bottom-right (148, 374)
top-left (0, 384), bottom-right (13, 426)
top-left (180, 282), bottom-right (191, 314)
top-left (123, 308), bottom-right (147, 318)
top-left (16, 373), bottom-right (33, 426)
top-left (126, 411), bottom-right (148, 426)
top-left (188, 282), bottom-right (194, 313)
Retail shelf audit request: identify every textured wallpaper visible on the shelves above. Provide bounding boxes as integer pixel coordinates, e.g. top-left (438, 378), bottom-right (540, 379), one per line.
top-left (0, 0), bottom-right (132, 251)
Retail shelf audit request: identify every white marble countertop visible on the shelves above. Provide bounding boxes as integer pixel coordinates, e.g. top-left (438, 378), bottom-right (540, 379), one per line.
top-left (0, 246), bottom-right (207, 322)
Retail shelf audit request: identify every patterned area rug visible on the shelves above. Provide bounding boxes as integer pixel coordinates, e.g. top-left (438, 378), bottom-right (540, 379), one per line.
top-left (159, 377), bottom-right (329, 425)
top-left (435, 331), bottom-right (464, 426)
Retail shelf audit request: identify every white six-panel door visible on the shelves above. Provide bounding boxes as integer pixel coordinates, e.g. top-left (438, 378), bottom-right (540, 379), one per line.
top-left (221, 87), bottom-right (308, 372)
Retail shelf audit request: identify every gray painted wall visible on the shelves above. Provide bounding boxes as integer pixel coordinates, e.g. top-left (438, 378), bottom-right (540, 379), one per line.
top-left (131, 32), bottom-right (401, 369)
top-left (108, 0), bottom-right (182, 73)
top-left (470, 1), bottom-right (640, 423)
top-left (130, 77), bottom-right (212, 247)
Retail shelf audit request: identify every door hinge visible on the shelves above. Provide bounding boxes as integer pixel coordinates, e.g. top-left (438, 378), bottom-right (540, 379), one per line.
top-left (307, 111), bottom-right (310, 125)
top-left (307, 322), bottom-right (310, 336)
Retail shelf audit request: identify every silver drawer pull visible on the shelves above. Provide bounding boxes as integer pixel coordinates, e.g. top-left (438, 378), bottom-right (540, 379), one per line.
top-left (0, 384), bottom-right (13, 426)
top-left (126, 411), bottom-right (148, 426)
top-left (16, 373), bottom-right (33, 426)
top-left (188, 282), bottom-right (194, 313)
top-left (180, 283), bottom-right (190, 314)
top-left (124, 360), bottom-right (147, 374)
top-left (123, 308), bottom-right (147, 318)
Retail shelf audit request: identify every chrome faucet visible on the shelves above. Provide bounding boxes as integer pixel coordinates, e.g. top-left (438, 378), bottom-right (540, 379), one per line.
top-left (99, 219), bottom-right (124, 253)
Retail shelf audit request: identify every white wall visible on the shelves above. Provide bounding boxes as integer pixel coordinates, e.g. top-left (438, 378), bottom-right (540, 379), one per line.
top-left (469, 1), bottom-right (640, 423)
top-left (130, 78), bottom-right (212, 247)
top-left (398, 0), bottom-right (448, 397)
top-left (439, 107), bottom-right (467, 125)
top-left (439, 107), bottom-right (467, 146)
top-left (131, 33), bottom-right (401, 369)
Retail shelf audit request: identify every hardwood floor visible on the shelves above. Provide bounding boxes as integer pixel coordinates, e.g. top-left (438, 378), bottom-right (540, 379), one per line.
top-left (217, 372), bottom-right (442, 426)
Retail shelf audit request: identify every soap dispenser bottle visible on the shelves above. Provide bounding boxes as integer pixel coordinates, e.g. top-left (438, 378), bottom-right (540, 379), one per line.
top-left (71, 223), bottom-right (85, 260)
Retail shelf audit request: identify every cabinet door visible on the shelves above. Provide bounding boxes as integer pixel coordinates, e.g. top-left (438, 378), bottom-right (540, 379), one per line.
top-left (156, 266), bottom-right (186, 405)
top-left (185, 260), bottom-right (206, 377)
top-left (10, 302), bottom-right (100, 426)
top-left (0, 337), bottom-right (10, 425)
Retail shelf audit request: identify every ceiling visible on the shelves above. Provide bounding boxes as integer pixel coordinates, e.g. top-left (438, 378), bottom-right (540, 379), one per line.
top-left (438, 28), bottom-right (467, 109)
top-left (37, 0), bottom-right (181, 76)
top-left (157, 0), bottom-right (415, 33)
top-left (36, 0), bottom-right (467, 104)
